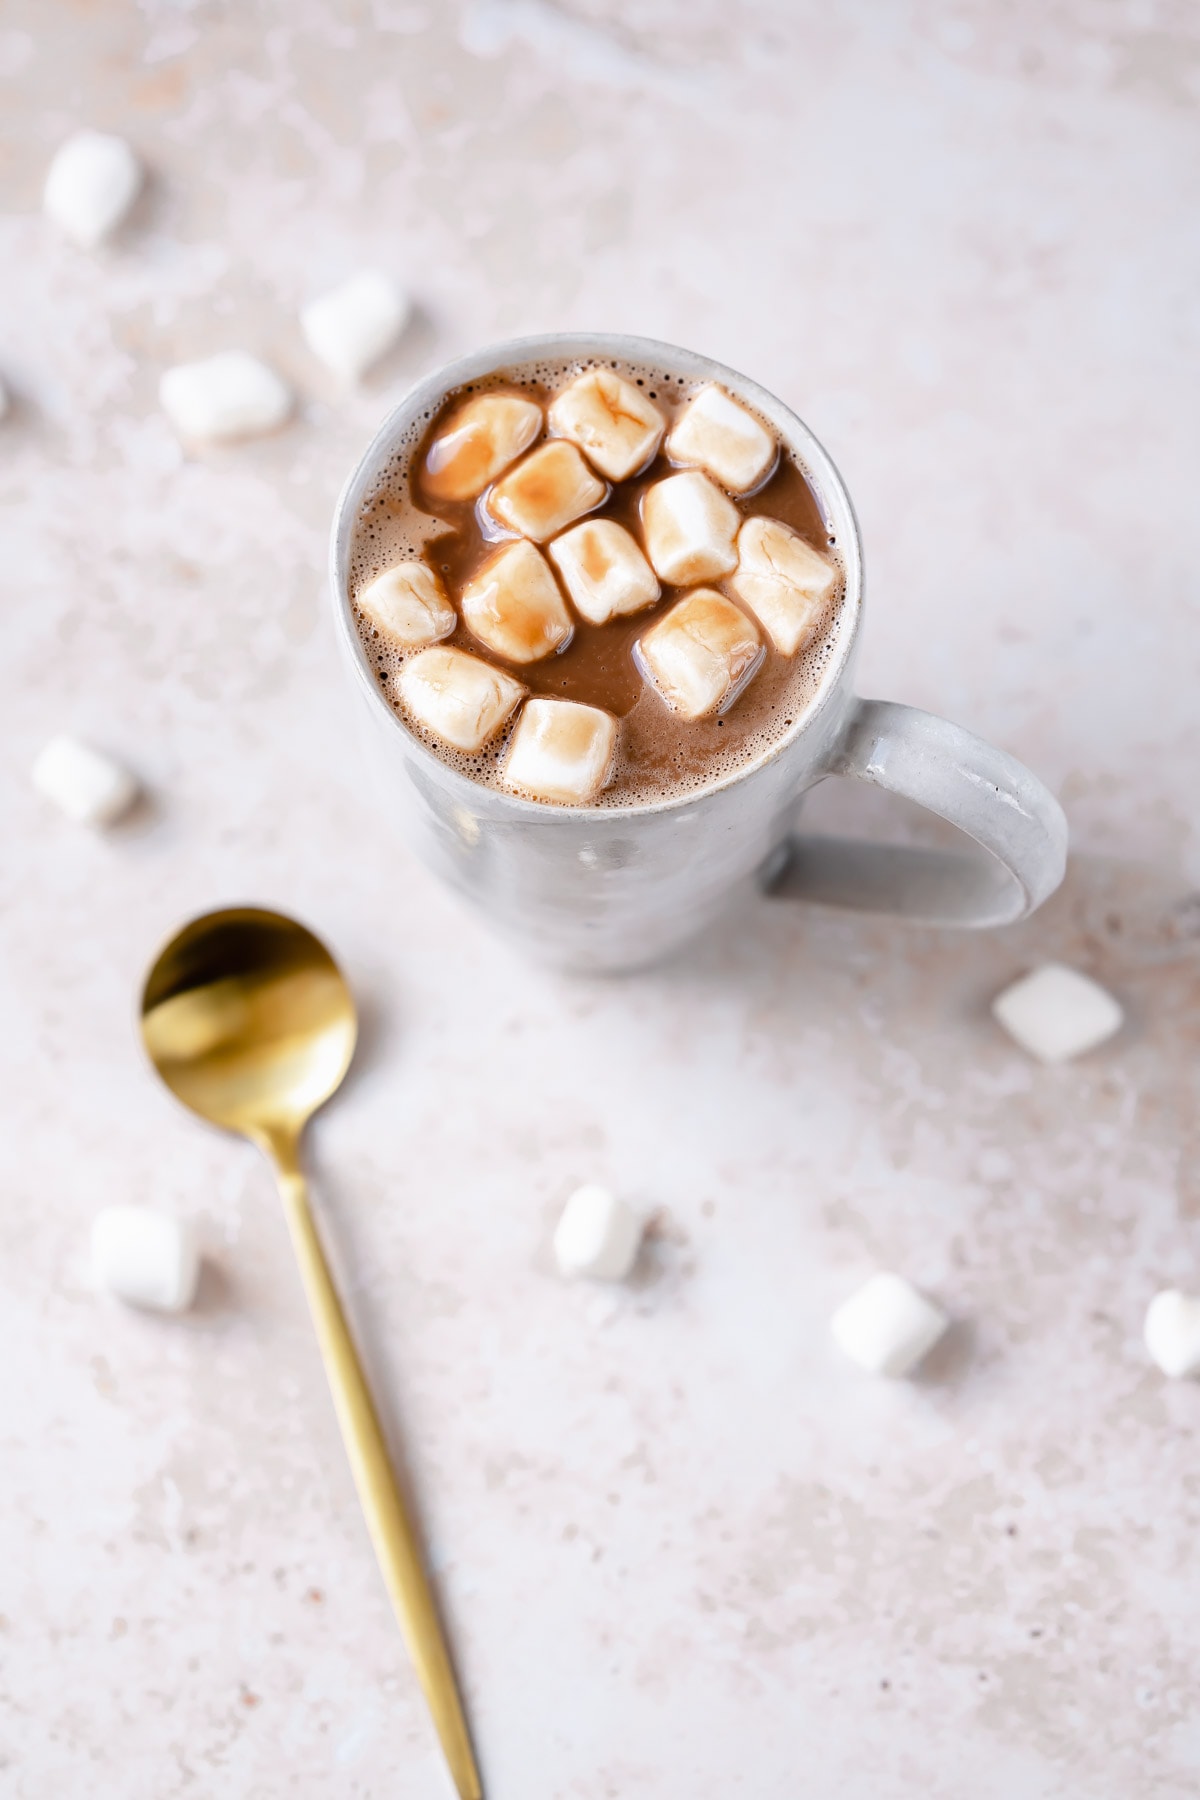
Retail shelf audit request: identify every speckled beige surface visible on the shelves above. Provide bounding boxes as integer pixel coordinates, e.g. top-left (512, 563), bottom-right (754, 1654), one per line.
top-left (2, 4), bottom-right (1200, 1796)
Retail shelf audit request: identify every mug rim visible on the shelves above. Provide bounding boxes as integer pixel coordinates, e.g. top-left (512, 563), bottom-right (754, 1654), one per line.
top-left (329, 331), bottom-right (864, 821)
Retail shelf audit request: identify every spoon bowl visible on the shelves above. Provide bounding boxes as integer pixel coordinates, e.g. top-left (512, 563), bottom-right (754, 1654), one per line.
top-left (140, 907), bottom-right (482, 1800)
top-left (141, 907), bottom-right (356, 1145)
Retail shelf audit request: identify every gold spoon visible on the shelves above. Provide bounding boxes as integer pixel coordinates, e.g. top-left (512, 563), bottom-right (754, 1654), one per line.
top-left (140, 905), bottom-right (482, 1800)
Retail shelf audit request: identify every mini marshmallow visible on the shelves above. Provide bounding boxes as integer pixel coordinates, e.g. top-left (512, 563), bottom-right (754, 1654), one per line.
top-left (548, 368), bottom-right (665, 481)
top-left (665, 383), bottom-right (776, 494)
top-left (32, 735), bottom-right (138, 827)
top-left (503, 697), bottom-right (617, 805)
top-left (300, 270), bottom-right (410, 383)
top-left (486, 440), bottom-right (606, 543)
top-left (423, 393), bottom-right (543, 502)
top-left (1144, 1290), bottom-right (1200, 1379)
top-left (548, 518), bottom-right (660, 625)
top-left (728, 516), bottom-right (837, 655)
top-left (641, 470), bottom-right (740, 586)
top-left (461, 539), bottom-right (573, 664)
top-left (43, 130), bottom-right (143, 248)
top-left (357, 560), bottom-right (456, 647)
top-left (637, 589), bottom-right (762, 721)
top-left (992, 963), bottom-right (1123, 1065)
top-left (92, 1206), bottom-right (199, 1314)
top-left (159, 352), bottom-right (291, 444)
top-left (830, 1273), bottom-right (948, 1378)
top-left (553, 1184), bottom-right (642, 1282)
top-left (396, 645), bottom-right (525, 753)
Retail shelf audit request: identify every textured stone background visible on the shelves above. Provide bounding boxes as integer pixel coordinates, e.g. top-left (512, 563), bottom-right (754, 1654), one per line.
top-left (2, 3), bottom-right (1199, 1796)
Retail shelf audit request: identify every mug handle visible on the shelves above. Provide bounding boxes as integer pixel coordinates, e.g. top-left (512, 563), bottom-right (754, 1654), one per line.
top-left (766, 698), bottom-right (1068, 927)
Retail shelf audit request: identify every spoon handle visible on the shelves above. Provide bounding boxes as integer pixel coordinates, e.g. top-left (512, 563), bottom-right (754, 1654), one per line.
top-left (276, 1164), bottom-right (483, 1800)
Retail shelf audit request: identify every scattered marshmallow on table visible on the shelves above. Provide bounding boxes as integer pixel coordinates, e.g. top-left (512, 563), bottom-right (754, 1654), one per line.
top-left (553, 1185), bottom-right (642, 1282)
top-left (159, 352), bottom-right (292, 444)
top-left (92, 1207), bottom-right (199, 1314)
top-left (548, 368), bottom-right (665, 480)
top-left (357, 560), bottom-right (456, 647)
top-left (640, 470), bottom-right (740, 585)
top-left (830, 1272), bottom-right (949, 1377)
top-left (43, 130), bottom-right (143, 247)
top-left (992, 962), bottom-right (1123, 1065)
top-left (503, 698), bottom-right (617, 804)
top-left (32, 734), bottom-right (138, 827)
top-left (300, 270), bottom-right (410, 383)
top-left (665, 382), bottom-right (776, 494)
top-left (395, 645), bottom-right (525, 753)
top-left (637, 589), bottom-right (762, 721)
top-left (1144, 1290), bottom-right (1200, 1379)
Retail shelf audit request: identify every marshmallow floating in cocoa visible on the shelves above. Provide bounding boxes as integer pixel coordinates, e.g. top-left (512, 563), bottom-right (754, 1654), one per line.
top-left (641, 470), bottom-right (740, 587)
top-left (729, 516), bottom-right (836, 656)
top-left (665, 382), bottom-right (776, 494)
top-left (396, 645), bottom-right (525, 753)
top-left (461, 540), bottom-right (573, 665)
top-left (503, 698), bottom-right (617, 805)
top-left (358, 561), bottom-right (457, 648)
top-left (423, 393), bottom-right (543, 503)
top-left (548, 368), bottom-right (665, 481)
top-left (548, 518), bottom-right (660, 626)
top-left (486, 440), bottom-right (607, 544)
top-left (637, 590), bottom-right (763, 721)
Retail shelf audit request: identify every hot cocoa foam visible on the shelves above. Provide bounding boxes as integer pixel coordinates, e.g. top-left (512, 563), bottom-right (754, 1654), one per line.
top-left (348, 351), bottom-right (849, 809)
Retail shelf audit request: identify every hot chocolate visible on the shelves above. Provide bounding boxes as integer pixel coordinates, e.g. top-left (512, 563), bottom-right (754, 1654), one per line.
top-left (348, 352), bottom-right (845, 808)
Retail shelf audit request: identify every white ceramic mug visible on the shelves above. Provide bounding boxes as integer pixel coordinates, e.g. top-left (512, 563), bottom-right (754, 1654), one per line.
top-left (330, 333), bottom-right (1067, 972)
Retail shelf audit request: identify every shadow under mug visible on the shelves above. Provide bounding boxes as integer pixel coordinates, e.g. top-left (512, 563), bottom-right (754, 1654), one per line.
top-left (330, 332), bottom-right (1067, 973)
